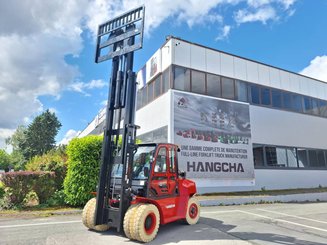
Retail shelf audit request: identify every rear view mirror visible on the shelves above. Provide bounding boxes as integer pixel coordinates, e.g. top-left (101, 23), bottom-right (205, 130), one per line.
top-left (179, 171), bottom-right (186, 178)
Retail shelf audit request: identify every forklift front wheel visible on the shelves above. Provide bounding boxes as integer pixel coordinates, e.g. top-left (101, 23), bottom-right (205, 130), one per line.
top-left (123, 204), bottom-right (140, 239)
top-left (185, 197), bottom-right (200, 225)
top-left (82, 198), bottom-right (110, 232)
top-left (132, 204), bottom-right (160, 242)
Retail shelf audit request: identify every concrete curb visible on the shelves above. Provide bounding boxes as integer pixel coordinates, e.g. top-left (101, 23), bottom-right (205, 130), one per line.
top-left (50, 209), bottom-right (82, 215)
top-left (199, 192), bottom-right (327, 206)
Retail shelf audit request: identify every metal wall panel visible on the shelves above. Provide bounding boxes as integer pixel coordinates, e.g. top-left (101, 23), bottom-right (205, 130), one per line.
top-left (233, 57), bottom-right (247, 81)
top-left (308, 77), bottom-right (318, 97)
top-left (258, 64), bottom-right (270, 86)
top-left (190, 44), bottom-right (206, 71)
top-left (280, 70), bottom-right (291, 91)
top-left (206, 49), bottom-right (221, 75)
top-left (251, 105), bottom-right (327, 149)
top-left (220, 53), bottom-right (234, 78)
top-left (161, 39), bottom-right (172, 71)
top-left (173, 39), bottom-right (191, 67)
top-left (324, 83), bottom-right (327, 99)
top-left (269, 67), bottom-right (281, 88)
top-left (289, 73), bottom-right (301, 94)
top-left (135, 92), bottom-right (170, 136)
top-left (317, 82), bottom-right (326, 99)
top-left (246, 60), bottom-right (259, 84)
top-left (299, 76), bottom-right (310, 95)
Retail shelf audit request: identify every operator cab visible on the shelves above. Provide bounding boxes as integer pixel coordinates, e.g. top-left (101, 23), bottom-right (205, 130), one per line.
top-left (111, 143), bottom-right (181, 199)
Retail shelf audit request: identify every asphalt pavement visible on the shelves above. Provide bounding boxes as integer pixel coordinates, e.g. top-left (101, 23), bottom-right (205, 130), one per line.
top-left (1, 202), bottom-right (327, 244)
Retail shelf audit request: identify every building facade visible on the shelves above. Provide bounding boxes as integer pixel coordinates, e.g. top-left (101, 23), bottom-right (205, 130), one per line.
top-left (80, 37), bottom-right (327, 193)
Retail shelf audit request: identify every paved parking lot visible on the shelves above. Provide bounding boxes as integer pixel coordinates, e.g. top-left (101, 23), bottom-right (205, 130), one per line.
top-left (1, 202), bottom-right (327, 244)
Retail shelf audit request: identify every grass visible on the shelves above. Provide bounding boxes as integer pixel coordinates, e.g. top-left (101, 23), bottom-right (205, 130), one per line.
top-left (0, 205), bottom-right (82, 219)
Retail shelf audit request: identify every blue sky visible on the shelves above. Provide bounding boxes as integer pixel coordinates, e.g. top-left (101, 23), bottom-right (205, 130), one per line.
top-left (0, 0), bottom-right (327, 149)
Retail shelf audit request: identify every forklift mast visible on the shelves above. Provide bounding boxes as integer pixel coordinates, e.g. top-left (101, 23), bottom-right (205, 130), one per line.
top-left (94, 6), bottom-right (145, 232)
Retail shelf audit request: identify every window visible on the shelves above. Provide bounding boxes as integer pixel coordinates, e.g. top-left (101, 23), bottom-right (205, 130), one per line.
top-left (162, 68), bottom-right (170, 93)
top-left (136, 90), bottom-right (142, 110)
top-left (319, 100), bottom-right (327, 117)
top-left (312, 99), bottom-right (320, 115)
top-left (265, 147), bottom-right (287, 167)
top-left (221, 77), bottom-right (234, 99)
top-left (297, 149), bottom-right (309, 168)
top-left (250, 85), bottom-right (260, 104)
top-left (154, 76), bottom-right (161, 98)
top-left (253, 144), bottom-right (327, 169)
top-left (303, 97), bottom-right (312, 114)
top-left (207, 74), bottom-right (221, 97)
top-left (317, 150), bottom-right (326, 167)
top-left (173, 66), bottom-right (190, 91)
top-left (286, 148), bottom-right (298, 167)
top-left (191, 70), bottom-right (206, 94)
top-left (282, 92), bottom-right (292, 110)
top-left (253, 145), bottom-right (264, 167)
top-left (154, 148), bottom-right (167, 173)
top-left (308, 150), bottom-right (319, 167)
top-left (271, 89), bottom-right (282, 108)
top-left (292, 94), bottom-right (303, 112)
top-left (169, 148), bottom-right (176, 173)
top-left (141, 87), bottom-right (147, 107)
top-left (147, 82), bottom-right (154, 103)
top-left (261, 87), bottom-right (271, 106)
top-left (235, 80), bottom-right (248, 102)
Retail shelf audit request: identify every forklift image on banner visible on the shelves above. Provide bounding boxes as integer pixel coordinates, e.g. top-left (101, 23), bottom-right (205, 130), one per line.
top-left (82, 6), bottom-right (200, 243)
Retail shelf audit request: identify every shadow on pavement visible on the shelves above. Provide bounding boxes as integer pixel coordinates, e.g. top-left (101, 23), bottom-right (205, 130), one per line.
top-left (98, 217), bottom-right (327, 245)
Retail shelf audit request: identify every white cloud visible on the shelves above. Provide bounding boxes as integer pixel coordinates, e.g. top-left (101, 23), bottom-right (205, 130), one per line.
top-left (0, 1), bottom-right (85, 129)
top-left (69, 79), bottom-right (107, 95)
top-left (49, 108), bottom-right (58, 114)
top-left (58, 129), bottom-right (81, 145)
top-left (84, 0), bottom-right (237, 36)
top-left (300, 55), bottom-right (327, 83)
top-left (0, 128), bottom-right (16, 150)
top-left (247, 0), bottom-right (272, 8)
top-left (216, 25), bottom-right (232, 40)
top-left (278, 0), bottom-right (296, 10)
top-left (235, 6), bottom-right (277, 24)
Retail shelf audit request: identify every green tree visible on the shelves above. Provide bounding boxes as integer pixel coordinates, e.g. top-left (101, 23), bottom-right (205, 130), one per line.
top-left (5, 125), bottom-right (27, 152)
top-left (0, 149), bottom-right (11, 172)
top-left (5, 125), bottom-right (28, 169)
top-left (23, 110), bottom-right (62, 160)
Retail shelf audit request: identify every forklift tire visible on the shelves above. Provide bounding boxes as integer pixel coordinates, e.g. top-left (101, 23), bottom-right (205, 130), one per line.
top-left (185, 197), bottom-right (200, 225)
top-left (123, 204), bottom-right (140, 239)
top-left (131, 204), bottom-right (160, 242)
top-left (82, 198), bottom-right (110, 232)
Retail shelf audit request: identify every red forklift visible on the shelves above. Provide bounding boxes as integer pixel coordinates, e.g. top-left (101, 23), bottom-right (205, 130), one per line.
top-left (82, 6), bottom-right (200, 243)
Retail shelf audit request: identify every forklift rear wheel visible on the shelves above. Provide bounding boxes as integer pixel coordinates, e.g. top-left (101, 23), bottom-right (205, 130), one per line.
top-left (131, 204), bottom-right (160, 242)
top-left (123, 204), bottom-right (140, 239)
top-left (82, 198), bottom-right (110, 231)
top-left (185, 197), bottom-right (200, 225)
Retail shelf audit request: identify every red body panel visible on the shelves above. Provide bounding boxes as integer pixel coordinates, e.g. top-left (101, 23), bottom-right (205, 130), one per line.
top-left (130, 143), bottom-right (197, 225)
top-left (133, 178), bottom-right (197, 225)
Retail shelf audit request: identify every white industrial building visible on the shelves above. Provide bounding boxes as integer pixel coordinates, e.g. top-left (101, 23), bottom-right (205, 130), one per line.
top-left (80, 36), bottom-right (327, 193)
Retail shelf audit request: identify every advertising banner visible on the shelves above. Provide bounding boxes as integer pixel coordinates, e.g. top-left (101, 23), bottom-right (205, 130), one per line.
top-left (172, 91), bottom-right (254, 185)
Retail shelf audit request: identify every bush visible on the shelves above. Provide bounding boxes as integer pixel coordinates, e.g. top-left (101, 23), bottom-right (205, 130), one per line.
top-left (0, 181), bottom-right (5, 199)
top-left (0, 149), bottom-right (11, 172)
top-left (23, 191), bottom-right (39, 207)
top-left (1, 171), bottom-right (56, 205)
top-left (46, 189), bottom-right (66, 206)
top-left (64, 136), bottom-right (103, 206)
top-left (25, 146), bottom-right (67, 190)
